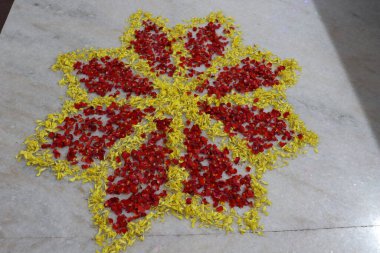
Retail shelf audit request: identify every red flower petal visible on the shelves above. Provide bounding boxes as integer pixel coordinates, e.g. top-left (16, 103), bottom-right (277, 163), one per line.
top-left (197, 57), bottom-right (285, 97)
top-left (198, 103), bottom-right (295, 154)
top-left (105, 119), bottom-right (173, 234)
top-left (180, 22), bottom-right (229, 77)
top-left (42, 102), bottom-right (149, 168)
top-left (131, 20), bottom-right (176, 77)
top-left (74, 57), bottom-right (156, 98)
top-left (180, 124), bottom-right (254, 210)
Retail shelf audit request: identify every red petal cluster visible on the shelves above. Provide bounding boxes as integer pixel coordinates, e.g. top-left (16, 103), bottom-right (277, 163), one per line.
top-left (181, 124), bottom-right (254, 210)
top-left (198, 102), bottom-right (295, 154)
top-left (105, 119), bottom-right (173, 234)
top-left (73, 57), bottom-right (156, 98)
top-left (42, 102), bottom-right (148, 169)
top-left (180, 22), bottom-right (229, 77)
top-left (131, 20), bottom-right (176, 77)
top-left (197, 58), bottom-right (285, 97)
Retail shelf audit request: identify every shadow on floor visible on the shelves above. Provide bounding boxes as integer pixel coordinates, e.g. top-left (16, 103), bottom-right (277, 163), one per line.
top-left (313, 0), bottom-right (380, 147)
top-left (0, 0), bottom-right (14, 33)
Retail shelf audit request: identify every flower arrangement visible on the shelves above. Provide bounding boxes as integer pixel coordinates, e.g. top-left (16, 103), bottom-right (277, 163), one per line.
top-left (18, 10), bottom-right (318, 253)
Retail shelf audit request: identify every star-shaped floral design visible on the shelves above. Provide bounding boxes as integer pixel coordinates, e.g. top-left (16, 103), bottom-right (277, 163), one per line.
top-left (18, 11), bottom-right (318, 253)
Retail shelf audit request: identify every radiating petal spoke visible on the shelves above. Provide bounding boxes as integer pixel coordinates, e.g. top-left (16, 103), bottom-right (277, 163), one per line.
top-left (180, 124), bottom-right (255, 211)
top-left (88, 177), bottom-right (156, 251)
top-left (198, 102), bottom-right (296, 154)
top-left (176, 22), bottom-right (230, 77)
top-left (40, 101), bottom-right (151, 170)
top-left (192, 97), bottom-right (318, 179)
top-left (120, 11), bottom-right (176, 77)
top-left (192, 45), bottom-right (301, 97)
top-left (104, 118), bottom-right (173, 234)
top-left (131, 21), bottom-right (175, 76)
top-left (73, 57), bottom-right (157, 98)
top-left (198, 58), bottom-right (285, 98)
top-left (170, 12), bottom-right (242, 89)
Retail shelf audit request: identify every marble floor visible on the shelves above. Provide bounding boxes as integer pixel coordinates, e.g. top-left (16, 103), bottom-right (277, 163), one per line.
top-left (1, 0), bottom-right (380, 252)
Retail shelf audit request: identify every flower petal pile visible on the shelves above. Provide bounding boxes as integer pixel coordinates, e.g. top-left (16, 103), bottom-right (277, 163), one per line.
top-left (18, 11), bottom-right (318, 253)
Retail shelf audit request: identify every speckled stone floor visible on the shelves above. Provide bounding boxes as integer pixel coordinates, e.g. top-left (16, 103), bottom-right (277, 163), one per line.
top-left (1, 0), bottom-right (379, 252)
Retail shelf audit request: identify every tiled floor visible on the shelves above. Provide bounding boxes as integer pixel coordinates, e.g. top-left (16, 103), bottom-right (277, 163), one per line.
top-left (0, 0), bottom-right (379, 252)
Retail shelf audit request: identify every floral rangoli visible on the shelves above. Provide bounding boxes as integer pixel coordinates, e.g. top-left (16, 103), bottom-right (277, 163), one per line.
top-left (18, 11), bottom-right (318, 253)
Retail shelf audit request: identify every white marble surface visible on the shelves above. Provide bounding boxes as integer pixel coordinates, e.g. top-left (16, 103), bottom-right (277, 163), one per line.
top-left (1, 0), bottom-right (380, 252)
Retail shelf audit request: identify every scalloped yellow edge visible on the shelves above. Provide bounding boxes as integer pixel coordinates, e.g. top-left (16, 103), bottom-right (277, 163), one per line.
top-left (17, 10), bottom-right (318, 253)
